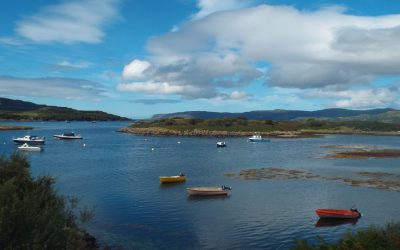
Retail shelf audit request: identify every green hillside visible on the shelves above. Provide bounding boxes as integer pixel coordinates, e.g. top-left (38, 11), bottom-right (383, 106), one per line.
top-left (0, 97), bottom-right (129, 121)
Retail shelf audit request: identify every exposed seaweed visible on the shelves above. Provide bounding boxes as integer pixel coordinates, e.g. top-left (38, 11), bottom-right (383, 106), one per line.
top-left (225, 167), bottom-right (400, 192)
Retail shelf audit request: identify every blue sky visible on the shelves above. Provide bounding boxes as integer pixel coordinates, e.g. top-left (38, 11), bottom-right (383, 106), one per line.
top-left (1, 0), bottom-right (400, 118)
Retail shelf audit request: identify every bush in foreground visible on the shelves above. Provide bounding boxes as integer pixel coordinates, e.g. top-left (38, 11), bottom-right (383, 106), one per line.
top-left (0, 153), bottom-right (95, 249)
top-left (292, 223), bottom-right (400, 250)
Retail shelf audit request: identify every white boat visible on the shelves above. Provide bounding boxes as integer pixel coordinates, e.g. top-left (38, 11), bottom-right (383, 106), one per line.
top-left (216, 141), bottom-right (226, 147)
top-left (248, 133), bottom-right (270, 142)
top-left (53, 132), bottom-right (83, 140)
top-left (18, 143), bottom-right (42, 151)
top-left (187, 186), bottom-right (231, 196)
top-left (13, 135), bottom-right (45, 144)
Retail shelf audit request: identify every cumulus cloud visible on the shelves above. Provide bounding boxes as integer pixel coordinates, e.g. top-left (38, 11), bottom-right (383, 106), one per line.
top-left (119, 2), bottom-right (400, 103)
top-left (307, 87), bottom-right (399, 109)
top-left (122, 59), bottom-right (152, 80)
top-left (16, 0), bottom-right (120, 44)
top-left (0, 76), bottom-right (106, 100)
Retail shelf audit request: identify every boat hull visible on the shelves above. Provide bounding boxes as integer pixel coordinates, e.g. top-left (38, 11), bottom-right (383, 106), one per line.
top-left (53, 135), bottom-right (82, 140)
top-left (315, 209), bottom-right (361, 219)
top-left (187, 187), bottom-right (229, 196)
top-left (18, 146), bottom-right (42, 151)
top-left (159, 176), bottom-right (186, 183)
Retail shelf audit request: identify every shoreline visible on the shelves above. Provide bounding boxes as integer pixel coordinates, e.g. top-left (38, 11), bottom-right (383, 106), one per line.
top-left (0, 125), bottom-right (32, 130)
top-left (118, 127), bottom-right (400, 138)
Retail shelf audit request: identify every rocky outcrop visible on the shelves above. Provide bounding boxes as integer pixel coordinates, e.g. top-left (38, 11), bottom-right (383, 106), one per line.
top-left (118, 127), bottom-right (316, 138)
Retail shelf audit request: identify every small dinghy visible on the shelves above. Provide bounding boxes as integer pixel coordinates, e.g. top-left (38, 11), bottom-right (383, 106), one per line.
top-left (216, 141), bottom-right (226, 147)
top-left (315, 208), bottom-right (361, 219)
top-left (187, 186), bottom-right (231, 196)
top-left (18, 143), bottom-right (42, 152)
top-left (159, 173), bottom-right (186, 183)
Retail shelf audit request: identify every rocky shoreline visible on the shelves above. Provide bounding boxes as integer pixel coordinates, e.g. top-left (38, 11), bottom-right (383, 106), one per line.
top-left (118, 127), bottom-right (319, 138)
top-left (118, 126), bottom-right (400, 138)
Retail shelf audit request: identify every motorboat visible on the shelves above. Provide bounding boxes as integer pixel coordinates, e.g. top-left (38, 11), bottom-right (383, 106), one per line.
top-left (248, 133), bottom-right (269, 142)
top-left (13, 135), bottom-right (45, 144)
top-left (187, 186), bottom-right (231, 196)
top-left (315, 208), bottom-right (361, 219)
top-left (53, 132), bottom-right (83, 140)
top-left (216, 141), bottom-right (226, 147)
top-left (18, 143), bottom-right (42, 152)
top-left (159, 174), bottom-right (186, 183)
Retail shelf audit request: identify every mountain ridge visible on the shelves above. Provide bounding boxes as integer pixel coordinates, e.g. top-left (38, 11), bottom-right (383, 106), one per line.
top-left (152, 108), bottom-right (398, 121)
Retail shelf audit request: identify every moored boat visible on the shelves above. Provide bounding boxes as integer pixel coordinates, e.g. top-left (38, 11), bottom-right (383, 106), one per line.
top-left (53, 132), bottom-right (83, 140)
top-left (315, 208), bottom-right (361, 219)
top-left (13, 135), bottom-right (45, 144)
top-left (248, 133), bottom-right (270, 142)
top-left (216, 141), bottom-right (226, 147)
top-left (18, 143), bottom-right (42, 151)
top-left (160, 174), bottom-right (186, 183)
top-left (187, 186), bottom-right (231, 196)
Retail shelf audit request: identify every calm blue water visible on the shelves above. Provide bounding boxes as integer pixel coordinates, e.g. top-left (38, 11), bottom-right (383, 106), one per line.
top-left (1, 121), bottom-right (400, 249)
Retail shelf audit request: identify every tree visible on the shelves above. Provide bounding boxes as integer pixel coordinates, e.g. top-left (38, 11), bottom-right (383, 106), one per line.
top-left (0, 153), bottom-right (96, 250)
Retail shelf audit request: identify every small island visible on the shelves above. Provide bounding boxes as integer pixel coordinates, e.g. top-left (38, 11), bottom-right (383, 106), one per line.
top-left (119, 117), bottom-right (400, 138)
top-left (0, 125), bottom-right (32, 130)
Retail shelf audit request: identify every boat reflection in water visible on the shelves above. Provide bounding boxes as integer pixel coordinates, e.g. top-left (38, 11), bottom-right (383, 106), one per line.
top-left (315, 218), bottom-right (359, 227)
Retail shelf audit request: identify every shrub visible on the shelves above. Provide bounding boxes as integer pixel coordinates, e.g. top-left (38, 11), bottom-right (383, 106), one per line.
top-left (0, 153), bottom-right (96, 250)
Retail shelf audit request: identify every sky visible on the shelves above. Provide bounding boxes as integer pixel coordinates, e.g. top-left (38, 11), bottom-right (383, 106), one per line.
top-left (1, 0), bottom-right (400, 118)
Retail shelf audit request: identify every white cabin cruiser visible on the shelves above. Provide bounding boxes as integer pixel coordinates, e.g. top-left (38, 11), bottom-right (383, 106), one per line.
top-left (248, 133), bottom-right (270, 142)
top-left (13, 135), bottom-right (45, 144)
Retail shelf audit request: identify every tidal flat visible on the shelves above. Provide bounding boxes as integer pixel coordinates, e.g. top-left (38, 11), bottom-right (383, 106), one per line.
top-left (225, 167), bottom-right (400, 192)
top-left (324, 149), bottom-right (400, 159)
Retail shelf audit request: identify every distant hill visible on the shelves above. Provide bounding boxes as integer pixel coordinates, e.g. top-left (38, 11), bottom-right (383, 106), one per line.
top-left (0, 97), bottom-right (129, 121)
top-left (152, 108), bottom-right (400, 122)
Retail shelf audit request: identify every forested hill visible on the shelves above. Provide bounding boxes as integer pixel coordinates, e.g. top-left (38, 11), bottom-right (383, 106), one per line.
top-left (0, 97), bottom-right (129, 121)
top-left (152, 108), bottom-right (400, 122)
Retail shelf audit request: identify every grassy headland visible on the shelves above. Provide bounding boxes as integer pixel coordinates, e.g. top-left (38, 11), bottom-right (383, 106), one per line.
top-left (119, 117), bottom-right (400, 137)
top-left (0, 97), bottom-right (129, 121)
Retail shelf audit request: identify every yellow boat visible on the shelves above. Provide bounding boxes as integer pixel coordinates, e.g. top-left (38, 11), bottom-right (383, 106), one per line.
top-left (159, 175), bottom-right (186, 183)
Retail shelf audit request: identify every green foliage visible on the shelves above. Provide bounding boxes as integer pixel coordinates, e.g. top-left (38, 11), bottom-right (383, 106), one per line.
top-left (0, 107), bottom-right (128, 121)
top-left (131, 117), bottom-right (400, 133)
top-left (0, 153), bottom-right (95, 250)
top-left (292, 223), bottom-right (400, 250)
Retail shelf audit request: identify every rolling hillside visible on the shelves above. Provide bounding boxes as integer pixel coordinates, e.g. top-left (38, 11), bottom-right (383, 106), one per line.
top-left (0, 97), bottom-right (129, 121)
top-left (152, 108), bottom-right (400, 122)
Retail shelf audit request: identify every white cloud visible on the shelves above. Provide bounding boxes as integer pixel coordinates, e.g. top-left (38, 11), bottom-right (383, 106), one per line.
top-left (192, 0), bottom-right (253, 20)
top-left (228, 91), bottom-right (248, 100)
top-left (307, 87), bottom-right (399, 109)
top-left (51, 60), bottom-right (92, 71)
top-left (120, 3), bottom-right (400, 105)
top-left (16, 0), bottom-right (120, 44)
top-left (0, 36), bottom-right (23, 46)
top-left (0, 76), bottom-right (106, 100)
top-left (122, 59), bottom-right (152, 80)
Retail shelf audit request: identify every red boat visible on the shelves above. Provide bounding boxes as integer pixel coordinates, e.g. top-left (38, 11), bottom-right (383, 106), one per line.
top-left (315, 208), bottom-right (361, 219)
